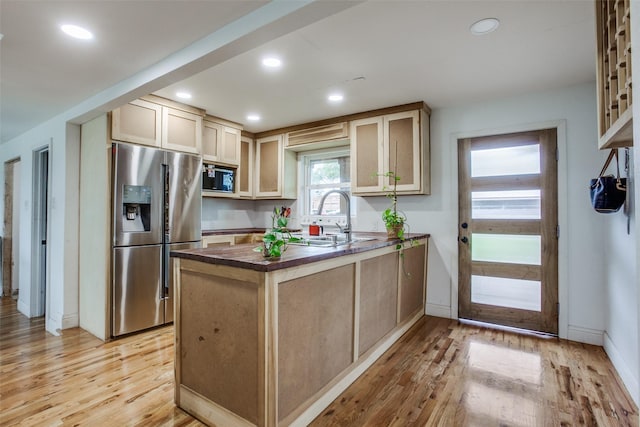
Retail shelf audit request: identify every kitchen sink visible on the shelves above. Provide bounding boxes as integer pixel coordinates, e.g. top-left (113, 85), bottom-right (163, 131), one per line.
top-left (288, 235), bottom-right (376, 248)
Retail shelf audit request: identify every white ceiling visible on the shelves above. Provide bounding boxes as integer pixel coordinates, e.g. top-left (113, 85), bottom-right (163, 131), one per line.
top-left (1, 0), bottom-right (596, 143)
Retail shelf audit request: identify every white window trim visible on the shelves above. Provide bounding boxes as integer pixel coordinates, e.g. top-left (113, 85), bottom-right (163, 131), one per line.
top-left (297, 147), bottom-right (353, 226)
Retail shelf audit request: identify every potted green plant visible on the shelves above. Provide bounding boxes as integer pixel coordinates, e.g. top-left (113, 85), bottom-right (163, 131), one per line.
top-left (380, 170), bottom-right (408, 249)
top-left (254, 207), bottom-right (302, 259)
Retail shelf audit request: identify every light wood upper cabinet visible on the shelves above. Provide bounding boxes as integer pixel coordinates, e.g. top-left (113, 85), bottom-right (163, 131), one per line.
top-left (112, 96), bottom-right (205, 155)
top-left (595, 0), bottom-right (633, 148)
top-left (284, 122), bottom-right (349, 149)
top-left (255, 134), bottom-right (297, 199)
top-left (220, 126), bottom-right (241, 166)
top-left (351, 116), bottom-right (384, 193)
top-left (202, 117), bottom-right (241, 166)
top-left (202, 120), bottom-right (221, 161)
top-left (350, 108), bottom-right (430, 195)
top-left (111, 99), bottom-right (163, 147)
top-left (238, 135), bottom-right (254, 198)
top-left (162, 107), bottom-right (202, 155)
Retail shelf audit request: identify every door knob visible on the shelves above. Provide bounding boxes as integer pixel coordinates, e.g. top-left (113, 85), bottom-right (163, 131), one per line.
top-left (461, 222), bottom-right (468, 229)
top-left (460, 236), bottom-right (468, 244)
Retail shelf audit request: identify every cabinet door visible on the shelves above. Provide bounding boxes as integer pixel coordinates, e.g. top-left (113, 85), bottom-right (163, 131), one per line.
top-left (350, 116), bottom-right (384, 194)
top-left (219, 126), bottom-right (241, 166)
top-left (202, 120), bottom-right (221, 162)
top-left (385, 110), bottom-right (421, 192)
top-left (398, 243), bottom-right (427, 323)
top-left (255, 135), bottom-right (282, 198)
top-left (285, 122), bottom-right (349, 147)
top-left (111, 99), bottom-right (162, 147)
top-left (201, 235), bottom-right (235, 247)
top-left (162, 107), bottom-right (203, 155)
top-left (238, 136), bottom-right (254, 198)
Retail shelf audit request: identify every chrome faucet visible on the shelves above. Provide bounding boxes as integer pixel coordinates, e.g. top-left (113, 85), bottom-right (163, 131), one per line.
top-left (317, 190), bottom-right (352, 242)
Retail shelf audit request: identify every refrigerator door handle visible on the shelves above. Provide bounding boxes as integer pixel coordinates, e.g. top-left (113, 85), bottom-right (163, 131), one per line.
top-left (162, 244), bottom-right (169, 299)
top-left (162, 162), bottom-right (170, 239)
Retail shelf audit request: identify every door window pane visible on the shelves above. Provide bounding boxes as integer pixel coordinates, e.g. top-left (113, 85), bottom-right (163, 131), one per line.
top-left (471, 275), bottom-right (541, 311)
top-left (472, 234), bottom-right (541, 265)
top-left (471, 144), bottom-right (540, 177)
top-left (472, 190), bottom-right (541, 219)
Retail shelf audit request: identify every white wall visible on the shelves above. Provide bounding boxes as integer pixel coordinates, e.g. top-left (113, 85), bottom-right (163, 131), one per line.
top-left (202, 198), bottom-right (257, 230)
top-left (0, 119), bottom-right (79, 335)
top-left (606, 0), bottom-right (640, 406)
top-left (205, 83), bottom-right (607, 347)
top-left (0, 1), bottom-right (347, 339)
top-left (602, 148), bottom-right (638, 404)
top-left (348, 82), bottom-right (605, 344)
top-left (78, 115), bottom-right (111, 340)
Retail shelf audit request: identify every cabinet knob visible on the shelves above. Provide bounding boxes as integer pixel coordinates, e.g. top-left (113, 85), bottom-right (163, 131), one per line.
top-left (460, 236), bottom-right (468, 244)
top-left (461, 222), bottom-right (468, 229)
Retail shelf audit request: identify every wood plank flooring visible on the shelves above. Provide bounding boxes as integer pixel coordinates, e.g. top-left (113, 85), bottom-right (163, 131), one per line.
top-left (1, 297), bottom-right (637, 426)
top-left (0, 297), bottom-right (203, 427)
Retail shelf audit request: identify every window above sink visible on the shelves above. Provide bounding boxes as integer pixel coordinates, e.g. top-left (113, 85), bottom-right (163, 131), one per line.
top-left (298, 148), bottom-right (355, 228)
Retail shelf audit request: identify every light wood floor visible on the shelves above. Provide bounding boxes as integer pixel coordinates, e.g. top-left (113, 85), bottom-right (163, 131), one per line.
top-left (1, 297), bottom-right (637, 426)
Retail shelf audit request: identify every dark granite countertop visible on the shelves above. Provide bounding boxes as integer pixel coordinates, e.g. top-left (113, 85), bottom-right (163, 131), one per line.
top-left (202, 228), bottom-right (302, 236)
top-left (174, 232), bottom-right (430, 272)
top-left (202, 228), bottom-right (266, 236)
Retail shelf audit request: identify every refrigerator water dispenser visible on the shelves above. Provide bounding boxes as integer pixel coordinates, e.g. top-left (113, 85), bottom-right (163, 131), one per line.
top-left (122, 184), bottom-right (151, 232)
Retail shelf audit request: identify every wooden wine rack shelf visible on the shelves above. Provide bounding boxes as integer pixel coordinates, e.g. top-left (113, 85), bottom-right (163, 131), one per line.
top-left (596, 0), bottom-right (633, 148)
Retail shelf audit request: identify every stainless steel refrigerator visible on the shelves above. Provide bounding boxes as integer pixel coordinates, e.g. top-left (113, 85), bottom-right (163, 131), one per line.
top-left (111, 142), bottom-right (201, 337)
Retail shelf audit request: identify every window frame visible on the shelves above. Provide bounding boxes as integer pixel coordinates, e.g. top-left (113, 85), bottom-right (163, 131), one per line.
top-left (298, 147), bottom-right (353, 223)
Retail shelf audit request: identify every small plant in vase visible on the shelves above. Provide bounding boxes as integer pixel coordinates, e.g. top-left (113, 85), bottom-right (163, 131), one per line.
top-left (254, 206), bottom-right (302, 259)
top-left (380, 171), bottom-right (408, 250)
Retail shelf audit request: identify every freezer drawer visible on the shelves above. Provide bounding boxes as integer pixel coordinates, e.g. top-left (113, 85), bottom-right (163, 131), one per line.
top-left (113, 245), bottom-right (163, 336)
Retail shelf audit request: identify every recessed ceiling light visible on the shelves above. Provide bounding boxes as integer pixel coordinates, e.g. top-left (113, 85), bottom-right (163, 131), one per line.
top-left (262, 57), bottom-right (282, 68)
top-left (60, 24), bottom-right (94, 40)
top-left (176, 92), bottom-right (192, 99)
top-left (247, 114), bottom-right (261, 122)
top-left (470, 18), bottom-right (500, 35)
top-left (328, 93), bottom-right (344, 103)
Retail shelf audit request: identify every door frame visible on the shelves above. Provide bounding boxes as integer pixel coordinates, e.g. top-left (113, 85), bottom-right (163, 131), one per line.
top-left (451, 120), bottom-right (569, 338)
top-left (2, 158), bottom-right (21, 298)
top-left (31, 146), bottom-right (50, 318)
top-left (458, 129), bottom-right (558, 333)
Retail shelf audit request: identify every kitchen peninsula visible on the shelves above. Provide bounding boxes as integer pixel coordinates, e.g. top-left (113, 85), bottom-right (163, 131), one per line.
top-left (171, 233), bottom-right (429, 427)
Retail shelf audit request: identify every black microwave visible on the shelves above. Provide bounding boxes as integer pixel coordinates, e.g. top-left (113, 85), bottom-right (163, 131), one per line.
top-left (202, 164), bottom-right (235, 193)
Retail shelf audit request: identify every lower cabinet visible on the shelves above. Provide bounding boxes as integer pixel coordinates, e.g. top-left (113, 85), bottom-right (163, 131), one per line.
top-left (399, 244), bottom-right (427, 322)
top-left (201, 235), bottom-right (234, 247)
top-left (278, 264), bottom-right (356, 419)
top-left (358, 252), bottom-right (399, 356)
top-left (174, 237), bottom-right (428, 427)
top-left (202, 233), bottom-right (262, 247)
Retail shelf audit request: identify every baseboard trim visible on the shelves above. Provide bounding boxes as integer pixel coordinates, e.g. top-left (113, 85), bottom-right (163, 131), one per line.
top-left (17, 299), bottom-right (30, 317)
top-left (425, 303), bottom-right (451, 319)
top-left (567, 325), bottom-right (604, 346)
top-left (604, 332), bottom-right (639, 406)
top-left (62, 313), bottom-right (79, 329)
